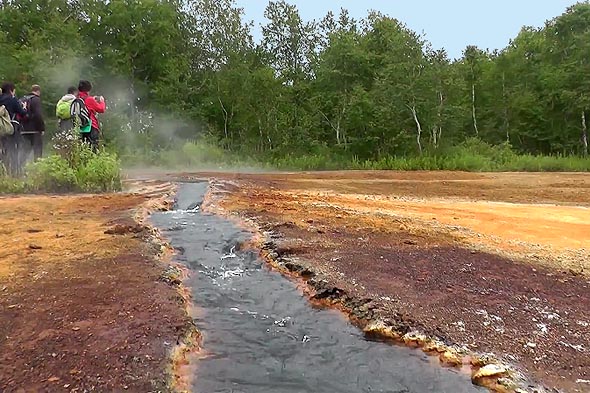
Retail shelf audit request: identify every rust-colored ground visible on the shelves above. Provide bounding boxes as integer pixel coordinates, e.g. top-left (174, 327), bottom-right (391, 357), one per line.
top-left (0, 187), bottom-right (190, 392)
top-left (198, 171), bottom-right (590, 392)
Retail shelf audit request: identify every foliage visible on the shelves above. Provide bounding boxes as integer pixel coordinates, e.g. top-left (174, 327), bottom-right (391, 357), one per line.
top-left (264, 138), bottom-right (590, 172)
top-left (0, 176), bottom-right (27, 194)
top-left (1, 141), bottom-right (122, 194)
top-left (76, 150), bottom-right (122, 192)
top-left (0, 0), bottom-right (589, 169)
top-left (26, 155), bottom-right (78, 192)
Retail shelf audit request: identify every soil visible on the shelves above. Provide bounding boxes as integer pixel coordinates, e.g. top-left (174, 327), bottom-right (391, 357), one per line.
top-left (2, 170), bottom-right (588, 392)
top-left (195, 171), bottom-right (590, 393)
top-left (0, 183), bottom-right (191, 393)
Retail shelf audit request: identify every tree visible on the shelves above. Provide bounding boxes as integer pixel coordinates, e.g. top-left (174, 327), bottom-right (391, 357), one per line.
top-left (545, 2), bottom-right (590, 155)
top-left (461, 46), bottom-right (490, 137)
top-left (262, 0), bottom-right (318, 84)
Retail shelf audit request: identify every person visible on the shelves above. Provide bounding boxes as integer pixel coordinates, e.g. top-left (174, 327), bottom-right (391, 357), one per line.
top-left (0, 82), bottom-right (28, 175)
top-left (0, 82), bottom-right (27, 119)
top-left (56, 86), bottom-right (77, 131)
top-left (21, 84), bottom-right (45, 161)
top-left (77, 80), bottom-right (105, 151)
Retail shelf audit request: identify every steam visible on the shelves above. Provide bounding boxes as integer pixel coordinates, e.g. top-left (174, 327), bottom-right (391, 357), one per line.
top-left (44, 57), bottom-right (92, 92)
top-left (32, 57), bottom-right (268, 173)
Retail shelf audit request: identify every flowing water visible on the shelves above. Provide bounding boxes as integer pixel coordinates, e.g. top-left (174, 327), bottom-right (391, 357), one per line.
top-left (151, 183), bottom-right (485, 393)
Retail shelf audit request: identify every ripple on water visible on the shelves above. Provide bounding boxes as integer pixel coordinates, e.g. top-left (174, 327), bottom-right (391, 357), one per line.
top-left (151, 183), bottom-right (485, 393)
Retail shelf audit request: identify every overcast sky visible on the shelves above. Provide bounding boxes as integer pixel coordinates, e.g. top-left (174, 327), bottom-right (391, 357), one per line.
top-left (235, 0), bottom-right (577, 59)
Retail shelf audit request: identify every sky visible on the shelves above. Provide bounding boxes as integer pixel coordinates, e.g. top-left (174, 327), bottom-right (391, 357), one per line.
top-left (235, 0), bottom-right (577, 59)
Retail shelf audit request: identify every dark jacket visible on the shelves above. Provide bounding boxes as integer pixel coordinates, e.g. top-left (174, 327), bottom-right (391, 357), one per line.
top-left (23, 94), bottom-right (45, 132)
top-left (0, 93), bottom-right (27, 120)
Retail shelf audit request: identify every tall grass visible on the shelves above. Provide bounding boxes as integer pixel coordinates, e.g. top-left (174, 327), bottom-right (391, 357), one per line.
top-left (117, 137), bottom-right (590, 172)
top-left (266, 139), bottom-right (590, 172)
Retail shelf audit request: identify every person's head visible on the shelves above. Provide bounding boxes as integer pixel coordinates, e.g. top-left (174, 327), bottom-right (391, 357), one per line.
top-left (78, 80), bottom-right (92, 93)
top-left (67, 86), bottom-right (77, 95)
top-left (31, 84), bottom-right (41, 96)
top-left (1, 82), bottom-right (16, 96)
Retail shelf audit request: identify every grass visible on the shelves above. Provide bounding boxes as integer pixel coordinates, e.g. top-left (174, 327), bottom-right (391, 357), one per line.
top-left (265, 139), bottom-right (590, 172)
top-left (119, 138), bottom-right (590, 172)
top-left (5, 137), bottom-right (584, 194)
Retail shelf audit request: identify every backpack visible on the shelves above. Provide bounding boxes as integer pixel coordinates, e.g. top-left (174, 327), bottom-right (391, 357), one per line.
top-left (0, 105), bottom-right (14, 137)
top-left (70, 97), bottom-right (91, 132)
top-left (16, 94), bottom-right (34, 122)
top-left (56, 99), bottom-right (72, 120)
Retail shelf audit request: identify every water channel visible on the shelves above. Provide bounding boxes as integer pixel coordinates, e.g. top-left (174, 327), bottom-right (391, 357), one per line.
top-left (150, 182), bottom-right (484, 393)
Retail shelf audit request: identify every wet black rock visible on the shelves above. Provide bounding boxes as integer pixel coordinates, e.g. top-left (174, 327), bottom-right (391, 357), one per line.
top-left (313, 286), bottom-right (347, 300)
top-left (105, 224), bottom-right (145, 235)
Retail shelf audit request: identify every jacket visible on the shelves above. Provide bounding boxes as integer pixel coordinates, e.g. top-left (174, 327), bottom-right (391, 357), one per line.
top-left (23, 93), bottom-right (45, 132)
top-left (79, 91), bottom-right (106, 130)
top-left (0, 93), bottom-right (27, 120)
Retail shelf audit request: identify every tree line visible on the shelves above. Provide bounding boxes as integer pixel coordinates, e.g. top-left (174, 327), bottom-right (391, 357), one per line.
top-left (1, 0), bottom-right (588, 161)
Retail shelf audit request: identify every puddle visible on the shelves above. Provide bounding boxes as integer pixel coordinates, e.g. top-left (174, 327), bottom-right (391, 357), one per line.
top-left (151, 183), bottom-right (484, 393)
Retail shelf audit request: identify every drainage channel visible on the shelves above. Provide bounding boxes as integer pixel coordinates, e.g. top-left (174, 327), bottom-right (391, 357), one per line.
top-left (151, 183), bottom-right (485, 393)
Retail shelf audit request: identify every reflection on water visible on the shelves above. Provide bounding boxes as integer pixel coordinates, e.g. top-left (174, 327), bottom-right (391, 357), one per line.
top-left (151, 183), bottom-right (484, 393)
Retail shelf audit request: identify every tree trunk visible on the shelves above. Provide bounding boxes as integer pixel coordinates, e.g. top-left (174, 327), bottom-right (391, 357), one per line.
top-left (582, 110), bottom-right (588, 157)
top-left (471, 83), bottom-right (479, 136)
top-left (320, 103), bottom-right (348, 148)
top-left (409, 105), bottom-right (423, 155)
top-left (218, 97), bottom-right (229, 143)
top-left (258, 118), bottom-right (264, 152)
top-left (435, 91), bottom-right (444, 148)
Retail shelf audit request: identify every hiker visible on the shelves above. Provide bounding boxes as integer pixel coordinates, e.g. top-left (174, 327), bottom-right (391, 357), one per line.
top-left (76, 80), bottom-right (105, 152)
top-left (56, 86), bottom-right (77, 132)
top-left (0, 82), bottom-right (28, 175)
top-left (21, 84), bottom-right (46, 161)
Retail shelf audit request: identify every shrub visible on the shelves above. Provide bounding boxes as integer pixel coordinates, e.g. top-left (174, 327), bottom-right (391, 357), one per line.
top-left (1, 138), bottom-right (123, 194)
top-left (0, 177), bottom-right (27, 194)
top-left (27, 155), bottom-right (78, 192)
top-left (76, 150), bottom-right (122, 192)
top-left (52, 128), bottom-right (86, 167)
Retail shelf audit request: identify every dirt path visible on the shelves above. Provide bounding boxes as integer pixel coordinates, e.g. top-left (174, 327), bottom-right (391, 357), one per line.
top-left (0, 184), bottom-right (191, 392)
top-left (197, 171), bottom-right (590, 393)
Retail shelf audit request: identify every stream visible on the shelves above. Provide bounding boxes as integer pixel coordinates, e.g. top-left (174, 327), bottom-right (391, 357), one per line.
top-left (150, 182), bottom-right (485, 393)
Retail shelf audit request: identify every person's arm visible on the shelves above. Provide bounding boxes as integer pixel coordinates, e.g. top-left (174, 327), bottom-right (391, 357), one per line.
top-left (86, 96), bottom-right (106, 114)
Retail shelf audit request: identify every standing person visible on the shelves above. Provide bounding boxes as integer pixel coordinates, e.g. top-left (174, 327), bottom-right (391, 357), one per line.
top-left (22, 84), bottom-right (45, 161)
top-left (77, 80), bottom-right (105, 152)
top-left (56, 86), bottom-right (77, 132)
top-left (0, 82), bottom-right (28, 175)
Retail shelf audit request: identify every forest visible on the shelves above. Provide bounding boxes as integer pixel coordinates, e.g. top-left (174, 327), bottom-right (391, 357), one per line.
top-left (1, 0), bottom-right (589, 170)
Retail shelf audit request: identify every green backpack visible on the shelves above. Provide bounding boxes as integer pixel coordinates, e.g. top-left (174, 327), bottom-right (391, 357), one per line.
top-left (0, 105), bottom-right (14, 137)
top-left (56, 99), bottom-right (72, 120)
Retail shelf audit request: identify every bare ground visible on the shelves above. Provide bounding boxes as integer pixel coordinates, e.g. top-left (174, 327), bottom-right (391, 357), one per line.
top-left (0, 183), bottom-right (192, 392)
top-left (194, 171), bottom-right (590, 393)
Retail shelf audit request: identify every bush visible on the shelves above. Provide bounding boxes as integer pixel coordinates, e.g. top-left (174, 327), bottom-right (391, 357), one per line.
top-left (27, 155), bottom-right (78, 192)
top-left (1, 136), bottom-right (123, 194)
top-left (0, 177), bottom-right (27, 194)
top-left (76, 150), bottom-right (122, 192)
